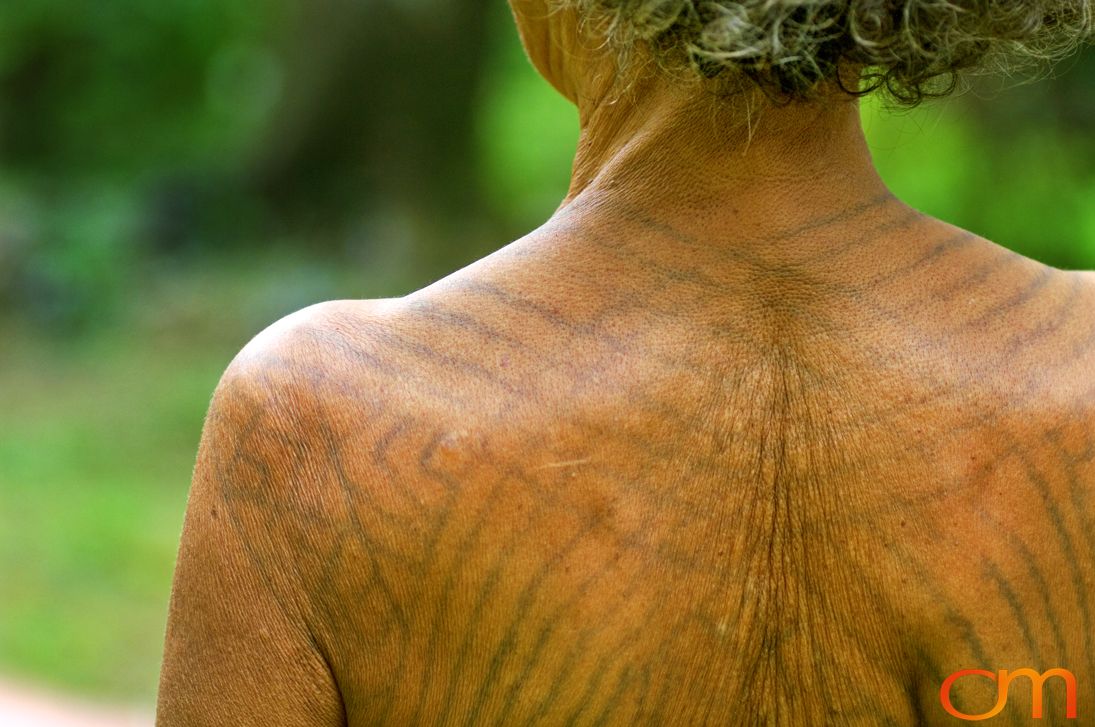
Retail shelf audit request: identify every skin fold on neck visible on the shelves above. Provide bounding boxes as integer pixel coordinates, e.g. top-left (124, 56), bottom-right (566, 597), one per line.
top-left (561, 73), bottom-right (897, 249)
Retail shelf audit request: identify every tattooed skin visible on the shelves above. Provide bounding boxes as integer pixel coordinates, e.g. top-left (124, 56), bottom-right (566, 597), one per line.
top-left (156, 4), bottom-right (1095, 727)
top-left (155, 203), bottom-right (1095, 726)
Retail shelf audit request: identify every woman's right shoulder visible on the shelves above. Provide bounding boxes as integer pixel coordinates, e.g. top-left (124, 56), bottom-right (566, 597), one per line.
top-left (226, 297), bottom-right (406, 375)
top-left (205, 297), bottom-right (424, 440)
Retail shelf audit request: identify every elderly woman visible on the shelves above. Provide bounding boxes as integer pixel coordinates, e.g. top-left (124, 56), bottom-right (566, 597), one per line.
top-left (156, 2), bottom-right (1094, 725)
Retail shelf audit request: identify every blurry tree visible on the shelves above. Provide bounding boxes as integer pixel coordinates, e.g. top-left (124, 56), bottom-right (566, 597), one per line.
top-left (0, 0), bottom-right (286, 328)
top-left (0, 0), bottom-right (502, 330)
top-left (244, 0), bottom-right (496, 275)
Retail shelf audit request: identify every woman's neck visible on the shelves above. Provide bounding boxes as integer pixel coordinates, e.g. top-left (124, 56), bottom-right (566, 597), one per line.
top-left (559, 75), bottom-right (901, 259)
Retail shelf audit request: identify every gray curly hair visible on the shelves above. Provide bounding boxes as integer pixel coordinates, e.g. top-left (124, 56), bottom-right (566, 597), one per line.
top-left (559, 0), bottom-right (1094, 104)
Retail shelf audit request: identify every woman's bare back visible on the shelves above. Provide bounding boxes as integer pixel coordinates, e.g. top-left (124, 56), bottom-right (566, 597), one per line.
top-left (240, 208), bottom-right (1095, 726)
top-left (156, 202), bottom-right (1094, 726)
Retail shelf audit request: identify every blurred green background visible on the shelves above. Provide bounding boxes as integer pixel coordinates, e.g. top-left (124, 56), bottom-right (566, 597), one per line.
top-left (0, 0), bottom-right (1091, 708)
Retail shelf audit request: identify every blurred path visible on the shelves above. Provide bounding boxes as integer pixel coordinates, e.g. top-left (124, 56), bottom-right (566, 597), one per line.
top-left (0, 677), bottom-right (152, 727)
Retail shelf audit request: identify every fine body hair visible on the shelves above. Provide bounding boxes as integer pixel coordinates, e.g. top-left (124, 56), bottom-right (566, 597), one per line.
top-left (561, 0), bottom-right (1094, 104)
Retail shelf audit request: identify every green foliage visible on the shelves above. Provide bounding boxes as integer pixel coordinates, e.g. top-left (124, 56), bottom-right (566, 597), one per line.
top-left (476, 7), bottom-right (578, 230)
top-left (0, 0), bottom-right (281, 172)
top-left (862, 91), bottom-right (1095, 270)
top-left (0, 334), bottom-right (219, 698)
top-left (0, 0), bottom-right (286, 330)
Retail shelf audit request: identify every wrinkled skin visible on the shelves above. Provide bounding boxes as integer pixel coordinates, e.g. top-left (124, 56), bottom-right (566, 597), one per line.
top-left (156, 3), bottom-right (1095, 725)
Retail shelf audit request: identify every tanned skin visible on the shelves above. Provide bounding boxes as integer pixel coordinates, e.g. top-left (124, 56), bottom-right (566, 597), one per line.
top-left (156, 2), bottom-right (1095, 725)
